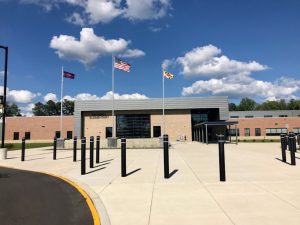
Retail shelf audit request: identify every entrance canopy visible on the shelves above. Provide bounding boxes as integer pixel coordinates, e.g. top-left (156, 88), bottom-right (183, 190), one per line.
top-left (194, 121), bottom-right (239, 144)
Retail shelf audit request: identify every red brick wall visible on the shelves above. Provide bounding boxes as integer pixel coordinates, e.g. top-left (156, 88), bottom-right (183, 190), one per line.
top-left (5, 116), bottom-right (74, 141)
top-left (229, 117), bottom-right (300, 136)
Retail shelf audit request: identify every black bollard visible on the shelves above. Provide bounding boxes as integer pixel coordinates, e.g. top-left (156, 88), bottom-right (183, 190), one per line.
top-left (280, 134), bottom-right (286, 162)
top-left (73, 136), bottom-right (77, 162)
top-left (121, 138), bottom-right (126, 177)
top-left (53, 137), bottom-right (57, 160)
top-left (90, 136), bottom-right (94, 168)
top-left (289, 134), bottom-right (296, 166)
top-left (163, 134), bottom-right (169, 179)
top-left (81, 137), bottom-right (86, 175)
top-left (96, 136), bottom-right (100, 163)
top-left (218, 135), bottom-right (226, 182)
top-left (285, 135), bottom-right (289, 151)
top-left (21, 137), bottom-right (25, 161)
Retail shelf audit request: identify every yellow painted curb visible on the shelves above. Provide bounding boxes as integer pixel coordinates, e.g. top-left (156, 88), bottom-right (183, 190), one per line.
top-left (41, 172), bottom-right (101, 225)
top-left (0, 166), bottom-right (100, 225)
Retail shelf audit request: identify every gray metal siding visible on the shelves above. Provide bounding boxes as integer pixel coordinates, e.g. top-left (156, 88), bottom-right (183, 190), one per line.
top-left (74, 96), bottom-right (229, 137)
top-left (229, 110), bottom-right (300, 118)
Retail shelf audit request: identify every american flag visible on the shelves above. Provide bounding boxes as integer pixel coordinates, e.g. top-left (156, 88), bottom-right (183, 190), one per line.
top-left (114, 58), bottom-right (131, 72)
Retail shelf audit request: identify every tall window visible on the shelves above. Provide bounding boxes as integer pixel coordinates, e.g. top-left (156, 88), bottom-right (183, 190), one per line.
top-left (244, 128), bottom-right (250, 136)
top-left (106, 127), bottom-right (112, 138)
top-left (67, 131), bottom-right (73, 139)
top-left (13, 132), bottom-right (19, 140)
top-left (25, 132), bottom-right (31, 140)
top-left (117, 114), bottom-right (150, 138)
top-left (153, 126), bottom-right (161, 137)
top-left (255, 128), bottom-right (261, 136)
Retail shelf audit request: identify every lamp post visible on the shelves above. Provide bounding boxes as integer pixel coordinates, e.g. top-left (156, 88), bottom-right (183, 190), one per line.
top-left (0, 45), bottom-right (8, 148)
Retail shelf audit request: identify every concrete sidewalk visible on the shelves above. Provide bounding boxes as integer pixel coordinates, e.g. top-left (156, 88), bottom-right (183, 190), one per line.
top-left (2, 142), bottom-right (300, 225)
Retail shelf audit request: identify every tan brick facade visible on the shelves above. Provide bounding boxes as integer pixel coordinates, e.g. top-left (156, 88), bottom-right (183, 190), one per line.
top-left (5, 116), bottom-right (74, 141)
top-left (229, 117), bottom-right (300, 137)
top-left (83, 109), bottom-right (192, 141)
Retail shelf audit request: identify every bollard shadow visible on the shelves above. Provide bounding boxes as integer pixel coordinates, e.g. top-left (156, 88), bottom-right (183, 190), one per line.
top-left (56, 156), bottom-right (72, 160)
top-left (86, 167), bottom-right (106, 175)
top-left (275, 158), bottom-right (292, 165)
top-left (6, 157), bottom-right (18, 159)
top-left (94, 162), bottom-right (111, 168)
top-left (126, 168), bottom-right (141, 177)
top-left (99, 159), bottom-right (114, 163)
top-left (168, 169), bottom-right (178, 178)
top-left (295, 156), bottom-right (300, 159)
top-left (25, 157), bottom-right (44, 161)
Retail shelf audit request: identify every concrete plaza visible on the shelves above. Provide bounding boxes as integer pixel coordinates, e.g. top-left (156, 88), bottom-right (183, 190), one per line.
top-left (1, 142), bottom-right (300, 225)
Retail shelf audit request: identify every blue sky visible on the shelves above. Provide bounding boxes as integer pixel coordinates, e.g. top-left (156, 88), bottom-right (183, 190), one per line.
top-left (0, 0), bottom-right (300, 115)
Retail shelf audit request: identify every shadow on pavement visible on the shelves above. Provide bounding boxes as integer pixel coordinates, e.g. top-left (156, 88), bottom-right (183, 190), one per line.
top-left (85, 167), bottom-right (106, 175)
top-left (169, 169), bottom-right (178, 178)
top-left (126, 168), bottom-right (141, 176)
top-left (275, 158), bottom-right (292, 165)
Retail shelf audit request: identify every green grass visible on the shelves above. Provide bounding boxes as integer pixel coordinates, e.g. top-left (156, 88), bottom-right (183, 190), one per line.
top-left (5, 143), bottom-right (53, 150)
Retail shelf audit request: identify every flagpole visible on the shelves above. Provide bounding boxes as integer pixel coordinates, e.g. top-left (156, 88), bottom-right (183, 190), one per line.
top-left (60, 66), bottom-right (64, 139)
top-left (162, 68), bottom-right (165, 136)
top-left (112, 55), bottom-right (115, 138)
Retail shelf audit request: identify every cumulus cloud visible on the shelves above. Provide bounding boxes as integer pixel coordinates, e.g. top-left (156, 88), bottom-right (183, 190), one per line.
top-left (0, 86), bottom-right (39, 104)
top-left (64, 91), bottom-right (148, 101)
top-left (43, 93), bottom-right (57, 102)
top-left (164, 44), bottom-right (268, 78)
top-left (124, 0), bottom-right (171, 21)
top-left (19, 0), bottom-right (172, 24)
top-left (50, 28), bottom-right (144, 66)
top-left (119, 49), bottom-right (145, 58)
top-left (20, 103), bottom-right (35, 116)
top-left (182, 74), bottom-right (300, 100)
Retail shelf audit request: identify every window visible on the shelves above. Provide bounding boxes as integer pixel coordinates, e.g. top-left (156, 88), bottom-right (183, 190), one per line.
top-left (229, 128), bottom-right (239, 136)
top-left (25, 132), bottom-right (31, 140)
top-left (279, 115), bottom-right (288, 117)
top-left (153, 126), bottom-right (161, 137)
top-left (266, 128), bottom-right (287, 136)
top-left (230, 116), bottom-right (239, 118)
top-left (67, 131), bottom-right (72, 139)
top-left (245, 115), bottom-right (254, 118)
top-left (293, 128), bottom-right (300, 134)
top-left (106, 127), bottom-right (112, 138)
top-left (55, 131), bottom-right (61, 138)
top-left (244, 128), bottom-right (250, 136)
top-left (116, 114), bottom-right (151, 138)
top-left (13, 132), bottom-right (19, 140)
top-left (264, 115), bottom-right (273, 118)
top-left (255, 128), bottom-right (261, 136)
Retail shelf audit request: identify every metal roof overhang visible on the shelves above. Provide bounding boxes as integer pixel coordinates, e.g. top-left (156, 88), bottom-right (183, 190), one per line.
top-left (194, 121), bottom-right (238, 127)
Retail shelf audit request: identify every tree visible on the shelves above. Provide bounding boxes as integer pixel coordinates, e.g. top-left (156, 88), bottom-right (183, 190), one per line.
top-left (287, 99), bottom-right (300, 110)
top-left (32, 102), bottom-right (47, 116)
top-left (229, 103), bottom-right (238, 111)
top-left (63, 100), bottom-right (74, 115)
top-left (32, 100), bottom-right (74, 116)
top-left (4, 103), bottom-right (21, 117)
top-left (238, 98), bottom-right (258, 111)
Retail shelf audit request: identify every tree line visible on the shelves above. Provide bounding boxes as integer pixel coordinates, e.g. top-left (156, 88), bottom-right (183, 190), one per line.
top-left (1, 100), bottom-right (74, 117)
top-left (229, 98), bottom-right (300, 111)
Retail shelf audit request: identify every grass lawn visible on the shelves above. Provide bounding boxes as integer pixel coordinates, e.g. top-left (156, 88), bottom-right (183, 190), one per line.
top-left (5, 143), bottom-right (53, 150)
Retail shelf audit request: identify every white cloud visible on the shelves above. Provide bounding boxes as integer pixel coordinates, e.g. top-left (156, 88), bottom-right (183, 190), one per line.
top-left (169, 44), bottom-right (268, 78)
top-left (19, 0), bottom-right (172, 24)
top-left (64, 91), bottom-right (148, 101)
top-left (119, 49), bottom-right (145, 58)
top-left (8, 90), bottom-right (38, 103)
top-left (20, 103), bottom-right (35, 116)
top-left (50, 28), bottom-right (144, 66)
top-left (124, 0), bottom-right (171, 21)
top-left (66, 12), bottom-right (86, 26)
top-left (43, 93), bottom-right (57, 102)
top-left (181, 74), bottom-right (300, 100)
